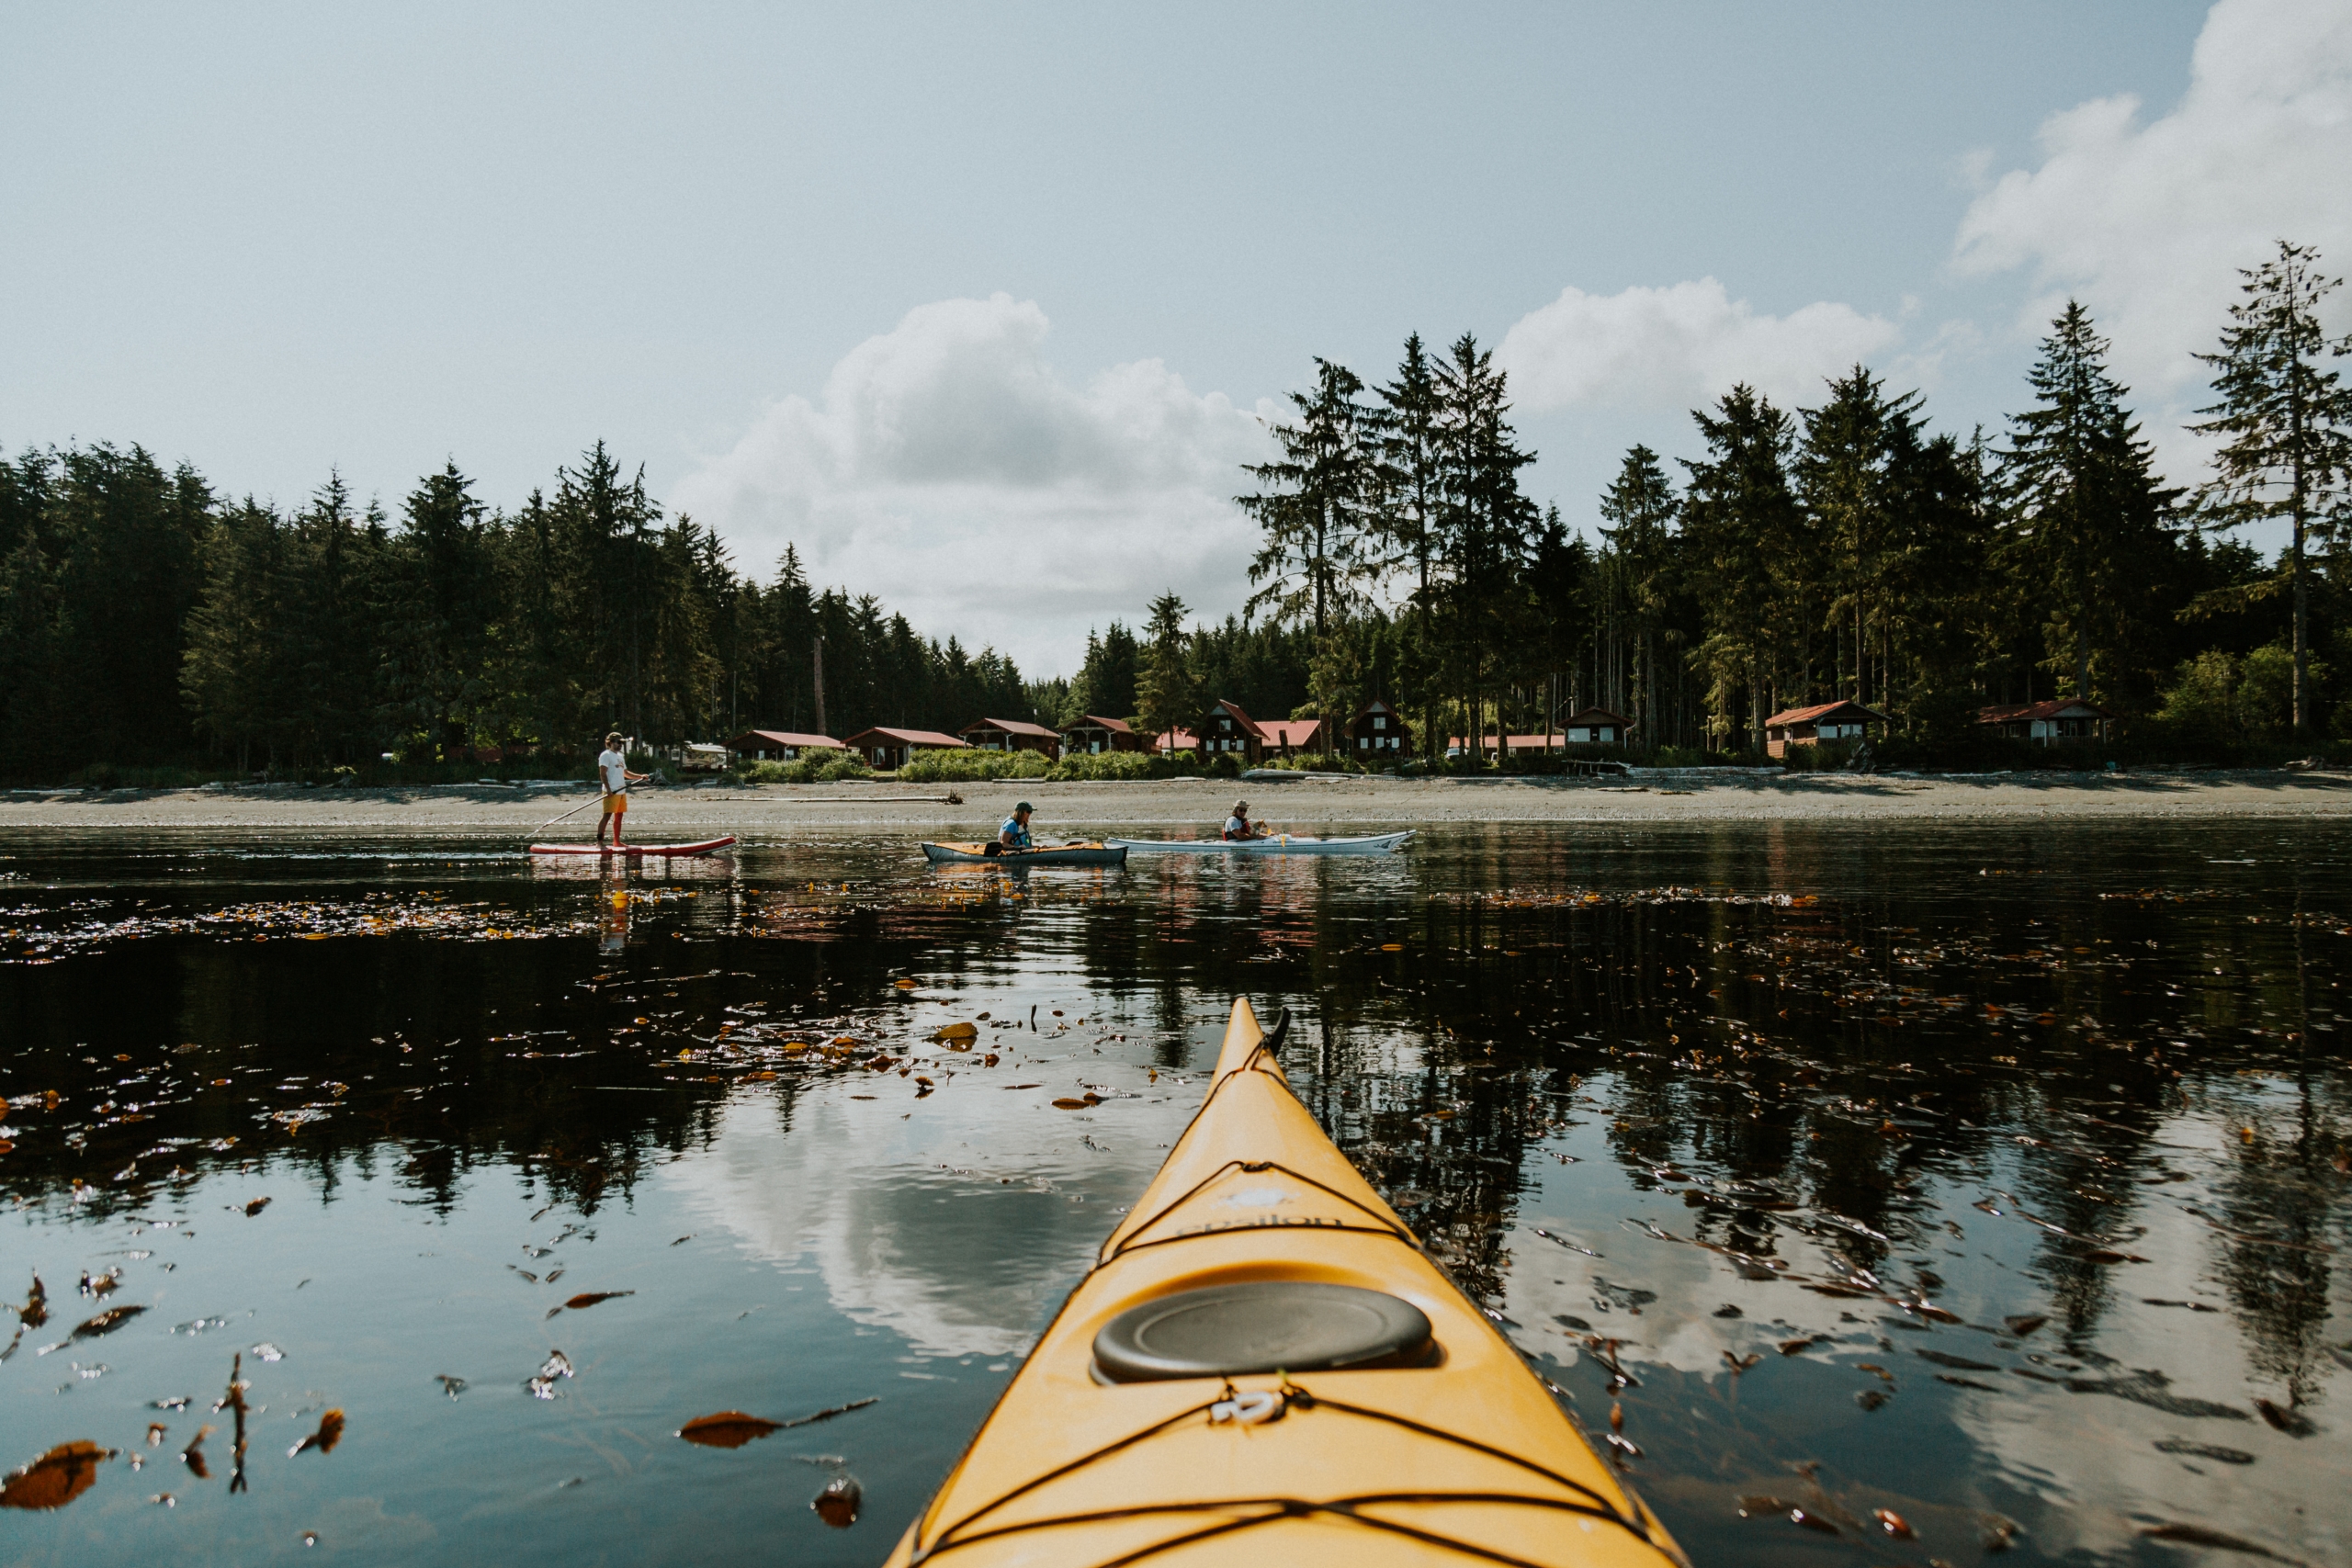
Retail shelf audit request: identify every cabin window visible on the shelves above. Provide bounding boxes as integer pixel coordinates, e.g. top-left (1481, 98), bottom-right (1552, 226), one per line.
top-left (1373, 716), bottom-right (1386, 730)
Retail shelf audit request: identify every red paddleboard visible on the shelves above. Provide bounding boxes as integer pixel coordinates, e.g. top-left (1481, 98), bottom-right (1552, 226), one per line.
top-left (527, 836), bottom-right (738, 857)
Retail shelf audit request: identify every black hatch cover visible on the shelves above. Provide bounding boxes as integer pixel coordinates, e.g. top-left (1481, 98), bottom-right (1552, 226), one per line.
top-left (1092, 1281), bottom-right (1433, 1382)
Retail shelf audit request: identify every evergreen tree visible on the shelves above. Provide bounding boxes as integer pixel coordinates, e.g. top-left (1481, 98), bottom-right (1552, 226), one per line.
top-left (1526, 507), bottom-right (1595, 739)
top-left (1136, 591), bottom-right (1200, 744)
top-left (1680, 386), bottom-right (1799, 751)
top-left (1798, 367), bottom-right (1920, 709)
top-left (1241, 359), bottom-right (1376, 638)
top-left (548, 442), bottom-right (663, 742)
top-left (181, 499), bottom-right (289, 772)
top-left (751, 546), bottom-right (818, 733)
top-left (1306, 617), bottom-right (1368, 744)
top-left (383, 462), bottom-right (495, 758)
top-left (1999, 304), bottom-right (2178, 705)
top-left (20, 445), bottom-right (212, 772)
top-left (1188, 615), bottom-right (1312, 724)
top-left (1883, 429), bottom-right (1998, 734)
top-left (1431, 333), bottom-right (1538, 758)
top-left (283, 476), bottom-right (389, 762)
top-left (484, 487), bottom-right (575, 750)
top-left (1064, 619), bottom-right (1139, 723)
top-left (1373, 334), bottom-right (1446, 756)
top-left (1595, 446), bottom-right (1678, 742)
top-left (2191, 243), bottom-right (2352, 731)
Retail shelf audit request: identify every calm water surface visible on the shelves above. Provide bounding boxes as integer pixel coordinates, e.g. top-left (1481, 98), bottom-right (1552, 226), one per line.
top-left (0, 821), bottom-right (2346, 1566)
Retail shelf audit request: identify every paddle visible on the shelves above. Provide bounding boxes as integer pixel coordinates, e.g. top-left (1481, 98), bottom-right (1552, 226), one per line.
top-left (532, 782), bottom-right (628, 835)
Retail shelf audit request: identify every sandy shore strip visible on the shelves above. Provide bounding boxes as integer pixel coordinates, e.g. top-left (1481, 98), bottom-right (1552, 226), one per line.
top-left (3, 770), bottom-right (2349, 837)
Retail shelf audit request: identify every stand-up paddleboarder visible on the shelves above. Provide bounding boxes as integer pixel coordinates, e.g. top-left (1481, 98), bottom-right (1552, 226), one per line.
top-left (595, 732), bottom-right (650, 852)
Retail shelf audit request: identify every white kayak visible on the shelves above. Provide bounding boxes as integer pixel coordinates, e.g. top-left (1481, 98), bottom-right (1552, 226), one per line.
top-left (1103, 830), bottom-right (1412, 855)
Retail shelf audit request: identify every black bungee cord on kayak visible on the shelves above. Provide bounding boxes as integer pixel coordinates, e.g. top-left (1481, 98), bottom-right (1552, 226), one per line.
top-left (902, 1008), bottom-right (1684, 1567)
top-left (1099, 1012), bottom-right (1422, 1261)
top-left (1098, 1155), bottom-right (1418, 1261)
top-left (906, 1372), bottom-right (1669, 1568)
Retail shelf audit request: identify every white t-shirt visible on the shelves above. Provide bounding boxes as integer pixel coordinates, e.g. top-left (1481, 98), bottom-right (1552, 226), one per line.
top-left (1225, 815), bottom-right (1249, 838)
top-left (599, 749), bottom-right (628, 793)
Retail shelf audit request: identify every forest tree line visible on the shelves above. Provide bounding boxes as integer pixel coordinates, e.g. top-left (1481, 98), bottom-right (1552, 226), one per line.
top-left (1211, 241), bottom-right (2352, 760)
top-left (2, 242), bottom-right (2346, 782)
top-left (0, 442), bottom-right (1038, 777)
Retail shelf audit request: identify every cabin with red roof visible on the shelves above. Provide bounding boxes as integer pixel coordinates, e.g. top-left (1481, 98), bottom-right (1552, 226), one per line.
top-left (1259, 718), bottom-right (1327, 757)
top-left (844, 727), bottom-right (968, 771)
top-left (960, 716), bottom-right (1061, 761)
top-left (1976, 698), bottom-right (2111, 744)
top-left (1195, 699), bottom-right (1268, 762)
top-left (1060, 714), bottom-right (1142, 756)
top-left (1762, 700), bottom-right (1889, 758)
top-left (728, 728), bottom-right (845, 761)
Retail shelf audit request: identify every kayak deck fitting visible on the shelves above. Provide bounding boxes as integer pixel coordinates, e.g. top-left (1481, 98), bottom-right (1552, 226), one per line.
top-left (526, 836), bottom-right (738, 857)
top-left (884, 998), bottom-right (1685, 1568)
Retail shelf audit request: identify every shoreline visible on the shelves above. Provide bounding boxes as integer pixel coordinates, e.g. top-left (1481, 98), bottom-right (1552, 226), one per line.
top-left (4, 769), bottom-right (2350, 833)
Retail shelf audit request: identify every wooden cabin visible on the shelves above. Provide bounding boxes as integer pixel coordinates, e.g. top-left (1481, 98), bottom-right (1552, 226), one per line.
top-left (843, 727), bottom-right (968, 771)
top-left (1975, 699), bottom-right (2111, 745)
top-left (1195, 699), bottom-right (1268, 762)
top-left (1348, 701), bottom-right (1411, 760)
top-left (728, 728), bottom-right (845, 762)
top-left (1153, 727), bottom-right (1197, 755)
top-left (1060, 715), bottom-right (1143, 756)
top-left (1559, 706), bottom-right (1630, 747)
top-left (1762, 700), bottom-right (1889, 759)
top-left (960, 716), bottom-right (1061, 761)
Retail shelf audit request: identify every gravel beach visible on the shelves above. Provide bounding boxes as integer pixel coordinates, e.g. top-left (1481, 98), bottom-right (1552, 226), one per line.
top-left (5, 768), bottom-right (2348, 838)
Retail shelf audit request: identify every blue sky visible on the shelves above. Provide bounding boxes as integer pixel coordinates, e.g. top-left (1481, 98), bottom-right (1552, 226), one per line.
top-left (6, 1), bottom-right (2346, 673)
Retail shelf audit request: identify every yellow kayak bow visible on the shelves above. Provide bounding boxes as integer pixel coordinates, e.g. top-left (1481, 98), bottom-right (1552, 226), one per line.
top-left (884, 998), bottom-right (1687, 1568)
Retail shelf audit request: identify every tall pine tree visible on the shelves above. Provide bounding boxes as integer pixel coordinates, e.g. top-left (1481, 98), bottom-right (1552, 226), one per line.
top-left (1135, 591), bottom-right (1200, 745)
top-left (2191, 243), bottom-right (2352, 732)
top-left (1681, 387), bottom-right (1799, 751)
top-left (1239, 359), bottom-right (1377, 638)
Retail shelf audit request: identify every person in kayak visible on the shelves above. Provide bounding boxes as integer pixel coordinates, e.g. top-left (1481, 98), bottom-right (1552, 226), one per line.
top-left (1222, 800), bottom-right (1268, 840)
top-left (997, 802), bottom-right (1035, 852)
top-left (595, 732), bottom-right (651, 851)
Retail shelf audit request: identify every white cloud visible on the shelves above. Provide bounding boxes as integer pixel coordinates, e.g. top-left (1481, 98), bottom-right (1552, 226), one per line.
top-left (1496, 277), bottom-right (1902, 412)
top-left (668, 294), bottom-right (1270, 677)
top-left (1953, 0), bottom-right (2352, 410)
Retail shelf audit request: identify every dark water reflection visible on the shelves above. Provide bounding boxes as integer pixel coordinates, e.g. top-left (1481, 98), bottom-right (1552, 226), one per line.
top-left (0, 821), bottom-right (2346, 1565)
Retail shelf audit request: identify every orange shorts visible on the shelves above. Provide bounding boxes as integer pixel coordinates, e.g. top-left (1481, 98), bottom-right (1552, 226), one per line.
top-left (602, 792), bottom-right (628, 815)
